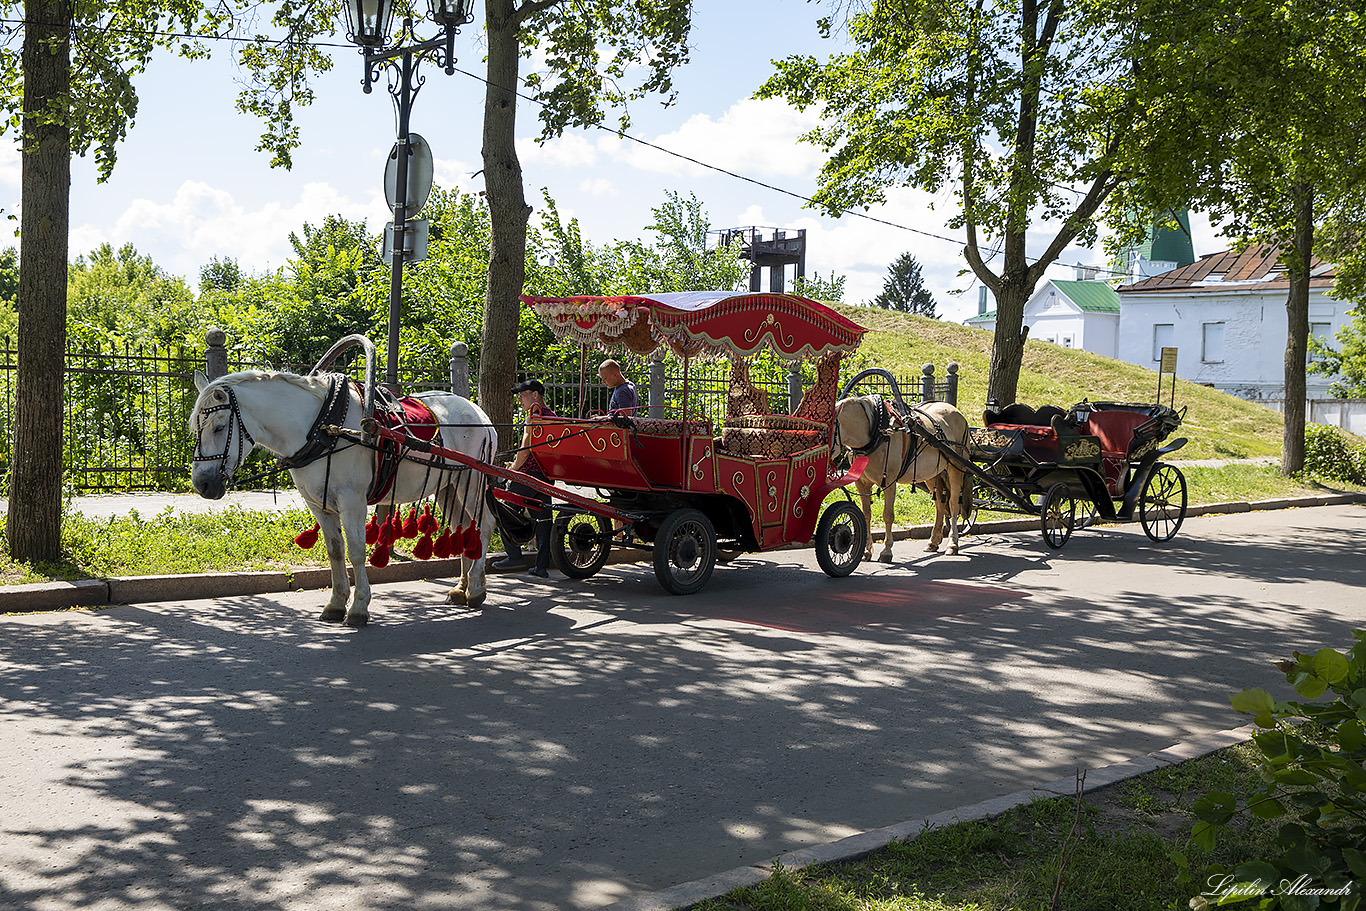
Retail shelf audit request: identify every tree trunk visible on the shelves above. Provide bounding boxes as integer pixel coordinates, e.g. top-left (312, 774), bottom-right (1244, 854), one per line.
top-left (7, 0), bottom-right (70, 563)
top-left (478, 0), bottom-right (531, 453)
top-left (1280, 185), bottom-right (1314, 476)
top-left (986, 269), bottom-right (1030, 407)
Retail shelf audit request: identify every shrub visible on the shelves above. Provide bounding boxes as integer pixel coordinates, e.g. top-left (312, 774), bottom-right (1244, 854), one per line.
top-left (1303, 423), bottom-right (1366, 485)
top-left (1191, 630), bottom-right (1366, 910)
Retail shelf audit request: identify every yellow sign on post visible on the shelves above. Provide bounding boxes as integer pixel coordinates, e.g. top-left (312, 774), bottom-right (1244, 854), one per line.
top-left (1157, 347), bottom-right (1178, 407)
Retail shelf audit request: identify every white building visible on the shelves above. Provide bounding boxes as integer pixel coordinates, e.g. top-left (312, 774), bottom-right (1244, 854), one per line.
top-left (965, 279), bottom-right (1121, 359)
top-left (1115, 245), bottom-right (1348, 400)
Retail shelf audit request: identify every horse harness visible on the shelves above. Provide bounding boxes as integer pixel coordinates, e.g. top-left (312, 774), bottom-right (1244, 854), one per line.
top-left (192, 384), bottom-right (256, 480)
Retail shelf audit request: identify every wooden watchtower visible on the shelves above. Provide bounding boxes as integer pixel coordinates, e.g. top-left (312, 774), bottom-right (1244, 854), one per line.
top-left (719, 226), bottom-right (807, 293)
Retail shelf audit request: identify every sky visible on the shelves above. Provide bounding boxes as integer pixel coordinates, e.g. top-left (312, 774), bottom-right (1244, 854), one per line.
top-left (1, 1), bottom-right (1226, 324)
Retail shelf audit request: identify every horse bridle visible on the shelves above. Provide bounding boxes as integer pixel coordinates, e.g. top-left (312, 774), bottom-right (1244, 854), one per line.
top-left (193, 384), bottom-right (256, 485)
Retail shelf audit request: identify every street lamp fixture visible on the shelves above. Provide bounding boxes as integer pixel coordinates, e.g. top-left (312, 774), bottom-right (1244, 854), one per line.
top-left (342, 0), bottom-right (475, 390)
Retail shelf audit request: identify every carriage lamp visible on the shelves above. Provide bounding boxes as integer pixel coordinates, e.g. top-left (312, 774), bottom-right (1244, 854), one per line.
top-left (342, 0), bottom-right (475, 389)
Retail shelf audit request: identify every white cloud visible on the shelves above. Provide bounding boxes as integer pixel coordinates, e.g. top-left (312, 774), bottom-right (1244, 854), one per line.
top-left (616, 98), bottom-right (825, 179)
top-left (579, 177), bottom-right (615, 196)
top-left (0, 140), bottom-right (19, 189)
top-left (517, 132), bottom-right (600, 169)
top-left (71, 179), bottom-right (386, 280)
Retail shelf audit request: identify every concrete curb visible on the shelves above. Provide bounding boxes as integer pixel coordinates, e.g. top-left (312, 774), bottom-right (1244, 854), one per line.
top-left (3, 493), bottom-right (1362, 614)
top-left (606, 722), bottom-right (1260, 911)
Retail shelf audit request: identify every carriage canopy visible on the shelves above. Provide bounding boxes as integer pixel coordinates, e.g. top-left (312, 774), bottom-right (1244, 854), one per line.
top-left (521, 291), bottom-right (868, 361)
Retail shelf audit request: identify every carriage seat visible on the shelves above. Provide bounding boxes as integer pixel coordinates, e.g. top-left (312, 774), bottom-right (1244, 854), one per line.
top-left (625, 416), bottom-right (713, 437)
top-left (1076, 409), bottom-right (1152, 494)
top-left (717, 414), bottom-right (827, 459)
top-left (983, 403), bottom-right (1071, 462)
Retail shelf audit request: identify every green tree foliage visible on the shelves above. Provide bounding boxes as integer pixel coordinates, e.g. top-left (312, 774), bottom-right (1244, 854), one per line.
top-left (0, 247), bottom-right (17, 339)
top-left (1191, 631), bottom-right (1366, 911)
top-left (67, 243), bottom-right (201, 349)
top-left (791, 271), bottom-right (846, 304)
top-left (872, 251), bottom-right (937, 316)
top-left (758, 0), bottom-right (1145, 404)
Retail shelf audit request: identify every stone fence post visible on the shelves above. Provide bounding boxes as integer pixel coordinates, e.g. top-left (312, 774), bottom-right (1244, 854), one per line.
top-left (449, 341), bottom-right (469, 399)
top-left (649, 351), bottom-right (666, 417)
top-left (945, 362), bottom-right (959, 407)
top-left (921, 363), bottom-right (936, 403)
top-left (788, 362), bottom-right (803, 413)
top-left (205, 328), bottom-right (229, 380)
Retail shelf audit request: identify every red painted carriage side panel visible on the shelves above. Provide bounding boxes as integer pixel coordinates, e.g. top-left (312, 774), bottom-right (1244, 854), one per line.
top-left (686, 436), bottom-right (717, 492)
top-left (531, 419), bottom-right (648, 489)
top-left (756, 460), bottom-right (788, 528)
top-left (782, 446), bottom-right (834, 544)
top-left (630, 428), bottom-right (685, 488)
top-left (717, 455), bottom-right (761, 540)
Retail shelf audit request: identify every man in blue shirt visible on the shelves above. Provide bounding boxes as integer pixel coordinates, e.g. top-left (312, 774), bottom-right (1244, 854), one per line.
top-left (598, 359), bottom-right (638, 415)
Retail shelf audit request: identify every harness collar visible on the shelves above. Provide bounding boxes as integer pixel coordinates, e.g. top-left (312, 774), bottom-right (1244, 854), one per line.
top-left (850, 394), bottom-right (891, 456)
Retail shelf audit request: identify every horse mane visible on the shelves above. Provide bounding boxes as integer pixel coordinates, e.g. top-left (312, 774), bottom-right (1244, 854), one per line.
top-left (207, 370), bottom-right (333, 402)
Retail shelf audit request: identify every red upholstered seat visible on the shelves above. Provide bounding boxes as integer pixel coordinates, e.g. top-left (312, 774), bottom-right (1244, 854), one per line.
top-left (1079, 411), bottom-right (1149, 495)
top-left (985, 423), bottom-right (1058, 462)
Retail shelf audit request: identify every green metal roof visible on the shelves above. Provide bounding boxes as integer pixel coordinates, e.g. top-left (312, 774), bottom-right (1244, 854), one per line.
top-left (1051, 280), bottom-right (1121, 314)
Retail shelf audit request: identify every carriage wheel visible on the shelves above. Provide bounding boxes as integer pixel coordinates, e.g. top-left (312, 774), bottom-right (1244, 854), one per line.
top-left (958, 505), bottom-right (979, 536)
top-left (652, 508), bottom-right (717, 595)
top-left (815, 501), bottom-right (867, 578)
top-left (1041, 483), bottom-right (1076, 549)
top-left (1140, 463), bottom-right (1187, 542)
top-left (550, 513), bottom-right (612, 580)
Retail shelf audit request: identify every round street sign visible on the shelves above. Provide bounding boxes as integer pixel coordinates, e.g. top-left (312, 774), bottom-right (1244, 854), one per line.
top-left (384, 133), bottom-right (435, 213)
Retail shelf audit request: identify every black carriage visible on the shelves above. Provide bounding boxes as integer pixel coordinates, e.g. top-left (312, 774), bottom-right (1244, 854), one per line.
top-left (964, 399), bottom-right (1189, 548)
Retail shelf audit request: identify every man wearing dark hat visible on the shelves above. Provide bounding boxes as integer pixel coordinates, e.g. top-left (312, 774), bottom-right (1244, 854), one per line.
top-left (495, 379), bottom-right (557, 577)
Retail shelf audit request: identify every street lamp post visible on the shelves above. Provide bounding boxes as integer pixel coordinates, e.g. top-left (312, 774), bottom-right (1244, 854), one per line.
top-left (342, 0), bottom-right (474, 390)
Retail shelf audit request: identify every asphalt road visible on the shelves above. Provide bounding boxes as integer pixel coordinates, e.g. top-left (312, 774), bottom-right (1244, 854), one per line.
top-left (2, 504), bottom-right (1364, 911)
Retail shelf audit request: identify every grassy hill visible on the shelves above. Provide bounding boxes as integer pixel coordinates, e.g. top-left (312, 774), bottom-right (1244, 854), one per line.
top-left (835, 305), bottom-right (1285, 460)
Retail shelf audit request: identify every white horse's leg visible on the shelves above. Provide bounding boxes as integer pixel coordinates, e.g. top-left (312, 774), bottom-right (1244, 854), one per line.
top-left (444, 479), bottom-right (473, 606)
top-left (856, 479), bottom-right (876, 561)
top-left (316, 509), bottom-right (350, 623)
top-left (342, 500), bottom-right (372, 628)
top-left (460, 508), bottom-right (495, 610)
top-left (944, 469), bottom-right (963, 555)
top-left (879, 485), bottom-right (896, 563)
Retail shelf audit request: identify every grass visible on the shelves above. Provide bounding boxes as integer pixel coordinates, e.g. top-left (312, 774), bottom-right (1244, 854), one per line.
top-left (690, 742), bottom-right (1284, 911)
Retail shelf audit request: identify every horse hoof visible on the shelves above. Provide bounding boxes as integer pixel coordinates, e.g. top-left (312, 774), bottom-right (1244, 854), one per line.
top-left (878, 553), bottom-right (893, 564)
top-left (948, 546), bottom-right (959, 555)
top-left (343, 613), bottom-right (369, 629)
top-left (925, 544), bottom-right (940, 553)
top-left (465, 592), bottom-right (487, 610)
top-left (446, 588), bottom-right (468, 605)
top-left (319, 607), bottom-right (346, 623)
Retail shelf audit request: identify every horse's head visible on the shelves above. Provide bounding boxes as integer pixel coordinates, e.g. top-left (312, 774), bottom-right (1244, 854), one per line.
top-left (834, 395), bottom-right (885, 453)
top-left (189, 371), bottom-right (257, 500)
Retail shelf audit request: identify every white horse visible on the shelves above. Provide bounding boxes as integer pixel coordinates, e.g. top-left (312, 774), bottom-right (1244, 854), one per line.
top-left (189, 370), bottom-right (498, 627)
top-left (835, 396), bottom-right (971, 562)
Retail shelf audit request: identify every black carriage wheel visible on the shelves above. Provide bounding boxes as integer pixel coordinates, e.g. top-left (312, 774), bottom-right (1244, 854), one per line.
top-left (815, 500), bottom-right (868, 578)
top-left (652, 508), bottom-right (717, 596)
top-left (1041, 483), bottom-right (1076, 549)
top-left (958, 505), bottom-right (979, 536)
top-left (1140, 463), bottom-right (1187, 543)
top-left (550, 513), bottom-right (613, 580)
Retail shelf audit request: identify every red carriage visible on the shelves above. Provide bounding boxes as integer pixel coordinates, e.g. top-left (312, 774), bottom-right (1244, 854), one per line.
top-left (500, 290), bottom-right (873, 594)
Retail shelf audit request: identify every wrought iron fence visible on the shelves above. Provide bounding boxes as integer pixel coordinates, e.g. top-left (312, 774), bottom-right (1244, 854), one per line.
top-left (0, 332), bottom-right (959, 493)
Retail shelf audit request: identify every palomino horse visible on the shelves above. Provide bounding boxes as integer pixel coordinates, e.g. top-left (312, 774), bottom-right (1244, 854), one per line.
top-left (834, 395), bottom-right (971, 562)
top-left (189, 370), bottom-right (497, 626)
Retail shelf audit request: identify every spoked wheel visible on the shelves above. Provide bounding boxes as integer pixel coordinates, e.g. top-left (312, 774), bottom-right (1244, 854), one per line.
top-left (550, 513), bottom-right (612, 579)
top-left (1140, 463), bottom-right (1187, 542)
top-left (958, 505), bottom-right (979, 536)
top-left (652, 508), bottom-right (717, 595)
top-left (1041, 482), bottom-right (1077, 549)
top-left (815, 500), bottom-right (867, 577)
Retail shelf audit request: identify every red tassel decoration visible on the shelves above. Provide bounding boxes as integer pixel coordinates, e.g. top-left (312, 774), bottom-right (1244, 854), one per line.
top-left (417, 504), bottom-right (437, 535)
top-left (433, 529), bottom-right (452, 559)
top-left (463, 522), bottom-right (483, 559)
top-left (414, 534), bottom-right (434, 561)
top-left (369, 543), bottom-right (391, 568)
top-left (402, 507), bottom-right (419, 539)
top-left (365, 516), bottom-right (379, 545)
top-left (294, 523), bottom-right (320, 549)
top-left (377, 517), bottom-right (395, 547)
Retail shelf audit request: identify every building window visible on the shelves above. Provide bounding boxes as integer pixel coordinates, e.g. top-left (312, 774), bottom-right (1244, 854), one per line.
top-left (1310, 322), bottom-right (1333, 363)
top-left (1202, 322), bottom-right (1225, 363)
top-left (1153, 324), bottom-right (1174, 361)
top-left (1062, 336), bottom-right (1074, 348)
